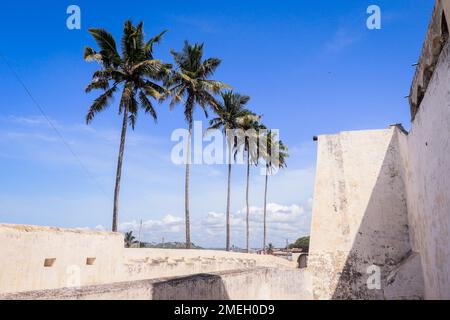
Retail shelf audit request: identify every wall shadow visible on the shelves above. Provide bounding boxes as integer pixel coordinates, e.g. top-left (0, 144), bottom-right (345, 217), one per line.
top-left (331, 132), bottom-right (412, 300)
top-left (152, 273), bottom-right (230, 300)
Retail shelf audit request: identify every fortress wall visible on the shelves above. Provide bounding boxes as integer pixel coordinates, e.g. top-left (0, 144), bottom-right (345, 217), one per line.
top-left (403, 39), bottom-right (450, 299)
top-left (0, 224), bottom-right (124, 294)
top-left (0, 224), bottom-right (296, 295)
top-left (308, 128), bottom-right (414, 299)
top-left (308, 0), bottom-right (450, 300)
top-left (120, 248), bottom-right (296, 282)
top-left (0, 267), bottom-right (312, 300)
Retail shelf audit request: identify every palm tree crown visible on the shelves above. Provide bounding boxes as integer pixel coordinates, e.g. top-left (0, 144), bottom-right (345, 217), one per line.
top-left (237, 114), bottom-right (266, 165)
top-left (262, 131), bottom-right (289, 173)
top-left (208, 91), bottom-right (252, 132)
top-left (84, 21), bottom-right (171, 128)
top-left (168, 41), bottom-right (229, 125)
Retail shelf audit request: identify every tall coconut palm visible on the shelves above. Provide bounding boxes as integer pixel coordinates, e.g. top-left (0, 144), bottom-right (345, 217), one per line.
top-left (168, 41), bottom-right (229, 248)
top-left (207, 91), bottom-right (252, 251)
top-left (84, 21), bottom-right (171, 231)
top-left (236, 115), bottom-right (265, 253)
top-left (261, 131), bottom-right (288, 252)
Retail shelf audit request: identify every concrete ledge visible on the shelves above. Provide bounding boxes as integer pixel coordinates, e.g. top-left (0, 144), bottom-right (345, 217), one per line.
top-left (0, 267), bottom-right (312, 300)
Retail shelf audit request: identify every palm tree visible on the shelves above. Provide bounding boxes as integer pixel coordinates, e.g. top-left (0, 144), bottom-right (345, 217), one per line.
top-left (124, 231), bottom-right (138, 248)
top-left (208, 91), bottom-right (252, 251)
top-left (261, 131), bottom-right (288, 252)
top-left (168, 41), bottom-right (229, 248)
top-left (267, 243), bottom-right (274, 255)
top-left (236, 115), bottom-right (265, 253)
top-left (84, 21), bottom-right (171, 231)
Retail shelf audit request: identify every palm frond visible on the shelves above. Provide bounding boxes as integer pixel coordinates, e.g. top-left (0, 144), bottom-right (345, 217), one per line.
top-left (144, 30), bottom-right (167, 58)
top-left (83, 46), bottom-right (102, 63)
top-left (139, 90), bottom-right (157, 121)
top-left (88, 28), bottom-right (121, 67)
top-left (201, 58), bottom-right (222, 77)
top-left (85, 78), bottom-right (110, 93)
top-left (86, 85), bottom-right (117, 124)
top-left (131, 59), bottom-right (162, 75)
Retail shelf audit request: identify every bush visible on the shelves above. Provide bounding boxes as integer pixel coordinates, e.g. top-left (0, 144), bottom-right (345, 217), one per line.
top-left (288, 236), bottom-right (310, 252)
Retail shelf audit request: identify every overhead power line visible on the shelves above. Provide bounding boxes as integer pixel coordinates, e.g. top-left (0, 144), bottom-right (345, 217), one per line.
top-left (1, 54), bottom-right (111, 201)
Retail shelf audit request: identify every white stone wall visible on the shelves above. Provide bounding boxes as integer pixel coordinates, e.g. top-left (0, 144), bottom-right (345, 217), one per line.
top-left (121, 248), bottom-right (295, 282)
top-left (0, 224), bottom-right (296, 295)
top-left (401, 39), bottom-right (450, 299)
top-left (308, 128), bottom-right (414, 299)
top-left (0, 224), bottom-right (124, 294)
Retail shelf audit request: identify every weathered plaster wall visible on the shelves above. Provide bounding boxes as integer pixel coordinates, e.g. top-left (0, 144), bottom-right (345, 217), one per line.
top-left (0, 224), bottom-right (124, 294)
top-left (0, 267), bottom-right (312, 300)
top-left (401, 39), bottom-right (450, 299)
top-left (121, 248), bottom-right (295, 282)
top-left (0, 224), bottom-right (296, 295)
top-left (308, 128), bottom-right (417, 299)
top-left (308, 0), bottom-right (450, 300)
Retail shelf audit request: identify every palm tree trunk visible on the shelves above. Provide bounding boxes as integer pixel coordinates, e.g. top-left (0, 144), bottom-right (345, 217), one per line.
top-left (112, 106), bottom-right (128, 232)
top-left (246, 151), bottom-right (250, 253)
top-left (263, 170), bottom-right (268, 253)
top-left (226, 145), bottom-right (232, 251)
top-left (185, 123), bottom-right (192, 249)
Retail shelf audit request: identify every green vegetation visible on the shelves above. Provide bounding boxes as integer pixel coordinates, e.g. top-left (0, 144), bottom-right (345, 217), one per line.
top-left (124, 231), bottom-right (138, 248)
top-left (288, 236), bottom-right (310, 252)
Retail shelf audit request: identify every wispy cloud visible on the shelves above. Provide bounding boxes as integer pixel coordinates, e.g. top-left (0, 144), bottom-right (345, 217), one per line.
top-left (168, 15), bottom-right (217, 33)
top-left (325, 27), bottom-right (361, 53)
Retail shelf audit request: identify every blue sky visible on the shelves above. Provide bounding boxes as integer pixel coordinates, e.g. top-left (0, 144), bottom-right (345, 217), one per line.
top-left (0, 1), bottom-right (433, 248)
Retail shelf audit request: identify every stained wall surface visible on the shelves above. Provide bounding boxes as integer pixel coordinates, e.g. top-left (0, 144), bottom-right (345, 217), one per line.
top-left (401, 40), bottom-right (450, 300)
top-left (308, 128), bottom-right (415, 299)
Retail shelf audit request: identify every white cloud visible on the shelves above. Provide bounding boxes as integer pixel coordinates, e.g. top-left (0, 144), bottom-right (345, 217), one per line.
top-left (95, 200), bottom-right (312, 248)
top-left (201, 201), bottom-right (312, 248)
